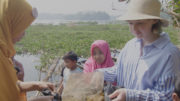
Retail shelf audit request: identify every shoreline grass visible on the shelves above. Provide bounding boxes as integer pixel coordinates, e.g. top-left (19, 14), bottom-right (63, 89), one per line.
top-left (15, 24), bottom-right (180, 68)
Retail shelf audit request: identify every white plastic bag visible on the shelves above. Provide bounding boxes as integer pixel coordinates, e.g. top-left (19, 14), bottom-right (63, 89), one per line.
top-left (62, 72), bottom-right (104, 101)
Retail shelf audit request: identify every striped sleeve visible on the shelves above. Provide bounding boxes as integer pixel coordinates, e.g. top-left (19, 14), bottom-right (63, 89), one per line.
top-left (103, 66), bottom-right (118, 82)
top-left (126, 51), bottom-right (180, 101)
top-left (103, 45), bottom-right (128, 83)
top-left (126, 75), bottom-right (175, 101)
top-left (96, 66), bottom-right (118, 83)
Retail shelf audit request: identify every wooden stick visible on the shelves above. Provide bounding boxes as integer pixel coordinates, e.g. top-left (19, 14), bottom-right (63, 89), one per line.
top-left (162, 9), bottom-right (180, 19)
top-left (35, 58), bottom-right (60, 96)
top-left (42, 58), bottom-right (60, 82)
top-left (173, 15), bottom-right (180, 28)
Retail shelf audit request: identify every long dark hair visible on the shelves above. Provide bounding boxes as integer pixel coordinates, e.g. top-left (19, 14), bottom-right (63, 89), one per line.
top-left (152, 20), bottom-right (162, 34)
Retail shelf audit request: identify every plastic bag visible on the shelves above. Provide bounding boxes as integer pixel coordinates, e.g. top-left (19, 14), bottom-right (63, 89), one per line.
top-left (62, 72), bottom-right (104, 101)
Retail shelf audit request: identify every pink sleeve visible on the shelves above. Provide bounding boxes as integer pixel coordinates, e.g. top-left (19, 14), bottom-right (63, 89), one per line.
top-left (83, 62), bottom-right (90, 73)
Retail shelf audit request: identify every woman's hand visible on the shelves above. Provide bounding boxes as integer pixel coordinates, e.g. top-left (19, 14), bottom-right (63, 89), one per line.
top-left (18, 81), bottom-right (54, 92)
top-left (109, 88), bottom-right (126, 101)
top-left (34, 81), bottom-right (54, 91)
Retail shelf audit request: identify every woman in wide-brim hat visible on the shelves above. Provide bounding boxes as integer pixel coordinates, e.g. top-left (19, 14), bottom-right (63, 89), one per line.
top-left (98, 0), bottom-right (180, 100)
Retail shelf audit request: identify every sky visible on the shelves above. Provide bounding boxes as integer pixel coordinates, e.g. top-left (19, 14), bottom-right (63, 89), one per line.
top-left (27, 0), bottom-right (127, 15)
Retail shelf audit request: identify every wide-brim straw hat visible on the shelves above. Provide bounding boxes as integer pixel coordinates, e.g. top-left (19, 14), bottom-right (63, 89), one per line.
top-left (118, 0), bottom-right (169, 27)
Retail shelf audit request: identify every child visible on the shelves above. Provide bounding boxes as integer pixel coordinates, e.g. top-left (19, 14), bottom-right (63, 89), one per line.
top-left (12, 31), bottom-right (26, 81)
top-left (57, 51), bottom-right (82, 95)
top-left (12, 58), bottom-right (24, 81)
top-left (83, 40), bottom-right (114, 73)
top-left (173, 73), bottom-right (180, 101)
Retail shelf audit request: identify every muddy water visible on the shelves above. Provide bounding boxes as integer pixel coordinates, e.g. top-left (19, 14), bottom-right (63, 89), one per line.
top-left (14, 54), bottom-right (62, 97)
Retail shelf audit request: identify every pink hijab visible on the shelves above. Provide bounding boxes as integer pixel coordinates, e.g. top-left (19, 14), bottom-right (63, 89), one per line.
top-left (83, 40), bottom-right (114, 73)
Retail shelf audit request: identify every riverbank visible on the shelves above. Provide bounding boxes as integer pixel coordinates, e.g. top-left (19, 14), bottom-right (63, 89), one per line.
top-left (15, 24), bottom-right (180, 68)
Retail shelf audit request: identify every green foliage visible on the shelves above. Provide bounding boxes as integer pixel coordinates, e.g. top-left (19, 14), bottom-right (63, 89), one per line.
top-left (15, 24), bottom-right (179, 68)
top-left (166, 0), bottom-right (180, 27)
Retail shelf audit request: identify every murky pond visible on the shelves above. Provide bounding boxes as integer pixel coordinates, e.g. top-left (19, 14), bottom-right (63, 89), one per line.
top-left (14, 54), bottom-right (62, 97)
top-left (15, 54), bottom-right (41, 81)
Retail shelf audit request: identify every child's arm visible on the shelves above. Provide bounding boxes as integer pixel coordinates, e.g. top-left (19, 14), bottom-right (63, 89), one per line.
top-left (57, 79), bottom-right (64, 95)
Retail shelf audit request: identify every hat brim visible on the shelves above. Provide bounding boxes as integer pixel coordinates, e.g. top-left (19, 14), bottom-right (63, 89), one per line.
top-left (118, 13), bottom-right (169, 27)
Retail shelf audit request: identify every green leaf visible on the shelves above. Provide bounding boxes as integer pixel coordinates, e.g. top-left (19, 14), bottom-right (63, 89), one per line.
top-left (174, 8), bottom-right (180, 13)
top-left (178, 1), bottom-right (180, 5)
top-left (174, 0), bottom-right (179, 3)
top-left (175, 4), bottom-right (179, 8)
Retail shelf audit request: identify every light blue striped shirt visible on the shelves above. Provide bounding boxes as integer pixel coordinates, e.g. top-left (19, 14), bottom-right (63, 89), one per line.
top-left (100, 32), bottom-right (180, 101)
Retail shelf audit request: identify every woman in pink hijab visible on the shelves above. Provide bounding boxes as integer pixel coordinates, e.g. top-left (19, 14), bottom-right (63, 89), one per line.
top-left (83, 40), bottom-right (114, 73)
